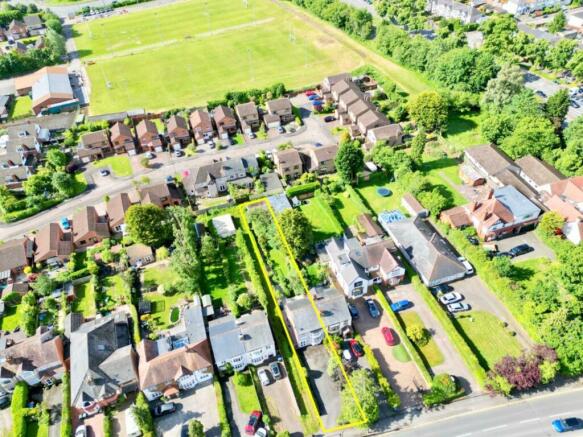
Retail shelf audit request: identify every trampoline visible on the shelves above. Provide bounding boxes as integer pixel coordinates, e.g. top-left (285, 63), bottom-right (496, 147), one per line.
top-left (377, 187), bottom-right (392, 197)
top-left (379, 210), bottom-right (405, 224)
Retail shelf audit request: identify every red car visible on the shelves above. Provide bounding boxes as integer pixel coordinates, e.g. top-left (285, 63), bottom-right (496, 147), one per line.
top-left (305, 90), bottom-right (316, 96)
top-left (382, 327), bottom-right (397, 346)
top-left (245, 410), bottom-right (262, 435)
top-left (348, 339), bottom-right (364, 357)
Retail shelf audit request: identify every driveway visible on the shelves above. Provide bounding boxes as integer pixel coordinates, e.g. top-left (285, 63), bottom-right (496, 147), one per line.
top-left (388, 284), bottom-right (479, 395)
top-left (44, 384), bottom-right (63, 437)
top-left (494, 231), bottom-right (555, 261)
top-left (0, 406), bottom-right (11, 436)
top-left (224, 379), bottom-right (250, 437)
top-left (255, 362), bottom-right (303, 436)
top-left (353, 296), bottom-right (427, 409)
top-left (155, 380), bottom-right (220, 437)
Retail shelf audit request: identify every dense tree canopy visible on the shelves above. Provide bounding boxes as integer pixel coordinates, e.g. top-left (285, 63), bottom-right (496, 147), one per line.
top-left (335, 140), bottom-right (364, 183)
top-left (501, 116), bottom-right (559, 159)
top-left (408, 91), bottom-right (448, 132)
top-left (125, 204), bottom-right (171, 248)
top-left (482, 63), bottom-right (524, 109)
top-left (431, 48), bottom-right (498, 93)
top-left (279, 208), bottom-right (314, 258)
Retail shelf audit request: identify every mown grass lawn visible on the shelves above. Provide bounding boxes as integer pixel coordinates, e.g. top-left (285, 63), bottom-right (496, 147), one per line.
top-left (9, 96), bottom-right (32, 119)
top-left (300, 196), bottom-right (343, 242)
top-left (456, 311), bottom-right (523, 370)
top-left (399, 311), bottom-right (445, 368)
top-left (0, 304), bottom-right (21, 331)
top-left (93, 156), bottom-right (133, 177)
top-left (355, 173), bottom-right (403, 215)
top-left (444, 111), bottom-right (485, 152)
top-left (142, 265), bottom-right (178, 291)
top-left (232, 372), bottom-right (261, 414)
top-left (203, 244), bottom-right (246, 307)
top-left (332, 190), bottom-right (367, 228)
top-left (72, 282), bottom-right (96, 317)
top-left (143, 291), bottom-right (190, 331)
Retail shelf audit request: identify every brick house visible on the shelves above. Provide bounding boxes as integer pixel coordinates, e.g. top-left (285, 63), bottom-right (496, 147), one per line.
top-left (305, 145), bottom-right (338, 174)
top-left (235, 102), bottom-right (260, 134)
top-left (77, 130), bottom-right (113, 163)
top-left (135, 120), bottom-right (163, 152)
top-left (72, 206), bottom-right (110, 249)
top-left (34, 223), bottom-right (73, 265)
top-left (189, 109), bottom-right (214, 145)
top-left (265, 98), bottom-right (294, 124)
top-left (110, 122), bottom-right (136, 155)
top-left (166, 115), bottom-right (191, 148)
top-left (213, 105), bottom-right (237, 139)
top-left (273, 148), bottom-right (303, 180)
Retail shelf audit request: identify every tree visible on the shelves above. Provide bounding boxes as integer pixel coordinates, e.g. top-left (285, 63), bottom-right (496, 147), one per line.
top-left (486, 373), bottom-right (513, 396)
top-left (200, 234), bottom-right (219, 264)
top-left (168, 207), bottom-right (201, 293)
top-left (133, 393), bottom-right (155, 436)
top-left (339, 368), bottom-right (380, 426)
top-left (155, 246), bottom-right (169, 260)
top-left (548, 11), bottom-right (566, 34)
top-left (371, 146), bottom-right (413, 178)
top-left (24, 172), bottom-right (53, 197)
top-left (492, 256), bottom-right (513, 278)
top-left (410, 129), bottom-right (426, 166)
top-left (501, 116), bottom-right (559, 159)
top-left (431, 48), bottom-right (498, 93)
top-left (481, 63), bottom-right (524, 109)
top-left (545, 89), bottom-right (570, 127)
top-left (567, 51), bottom-right (583, 81)
top-left (125, 204), bottom-right (171, 248)
top-left (408, 91), bottom-right (448, 132)
top-left (19, 291), bottom-right (39, 336)
top-left (187, 420), bottom-right (204, 437)
top-left (406, 323), bottom-right (428, 346)
top-left (51, 172), bottom-right (75, 197)
top-left (46, 149), bottom-right (69, 170)
top-left (236, 292), bottom-right (254, 312)
top-left (481, 112), bottom-right (514, 144)
top-left (537, 212), bottom-right (564, 238)
top-left (335, 140), bottom-right (364, 183)
top-left (548, 39), bottom-right (577, 70)
top-left (480, 13), bottom-right (518, 56)
top-left (32, 274), bottom-right (55, 296)
top-left (418, 187), bottom-right (450, 216)
top-left (279, 209), bottom-right (313, 258)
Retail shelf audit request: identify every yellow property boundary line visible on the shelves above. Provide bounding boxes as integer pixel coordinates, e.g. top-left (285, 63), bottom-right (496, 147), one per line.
top-left (238, 198), bottom-right (368, 432)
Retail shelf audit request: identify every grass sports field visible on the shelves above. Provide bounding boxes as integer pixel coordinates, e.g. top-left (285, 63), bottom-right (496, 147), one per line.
top-left (73, 0), bottom-right (365, 114)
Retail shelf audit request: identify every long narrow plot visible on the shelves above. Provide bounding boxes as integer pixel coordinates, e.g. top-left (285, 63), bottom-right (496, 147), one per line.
top-left (238, 198), bottom-right (368, 432)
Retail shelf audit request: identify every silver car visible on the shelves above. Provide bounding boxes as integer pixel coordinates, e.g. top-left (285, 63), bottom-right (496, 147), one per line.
top-left (439, 292), bottom-right (463, 305)
top-left (447, 302), bottom-right (471, 313)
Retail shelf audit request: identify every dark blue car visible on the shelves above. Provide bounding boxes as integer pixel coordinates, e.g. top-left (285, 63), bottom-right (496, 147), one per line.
top-left (552, 418), bottom-right (583, 433)
top-left (347, 303), bottom-right (359, 319)
top-left (390, 300), bottom-right (412, 313)
top-left (366, 299), bottom-right (380, 318)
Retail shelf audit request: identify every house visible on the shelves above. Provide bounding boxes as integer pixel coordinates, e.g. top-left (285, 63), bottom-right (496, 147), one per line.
top-left (352, 213), bottom-right (384, 245)
top-left (305, 145), bottom-right (338, 174)
top-left (338, 88), bottom-right (365, 114)
top-left (212, 105), bottom-right (237, 139)
top-left (356, 110), bottom-right (389, 136)
top-left (135, 120), bottom-right (163, 152)
top-left (0, 238), bottom-right (33, 283)
top-left (212, 214), bottom-right (236, 238)
top-left (324, 236), bottom-right (404, 298)
top-left (106, 192), bottom-right (132, 234)
top-left (138, 183), bottom-right (182, 208)
top-left (7, 20), bottom-right (28, 40)
top-left (541, 176), bottom-right (583, 244)
top-left (125, 244), bottom-right (154, 267)
top-left (0, 327), bottom-right (65, 395)
top-left (70, 310), bottom-right (139, 415)
top-left (78, 130), bottom-right (113, 163)
top-left (346, 98), bottom-right (375, 123)
top-left (331, 79), bottom-right (361, 102)
top-left (189, 109), bottom-right (214, 145)
top-left (274, 148), bottom-right (303, 180)
top-left (110, 122), bottom-right (136, 155)
top-left (441, 186), bottom-right (541, 241)
top-left (23, 15), bottom-right (44, 36)
top-left (284, 287), bottom-right (351, 348)
top-left (382, 217), bottom-right (467, 287)
top-left (235, 102), bottom-right (260, 133)
top-left (401, 193), bottom-right (428, 218)
top-left (0, 133), bottom-right (40, 190)
top-left (30, 66), bottom-right (75, 115)
top-left (503, 0), bottom-right (570, 15)
top-left (366, 124), bottom-right (404, 148)
top-left (165, 115), bottom-right (191, 148)
top-left (72, 206), bottom-right (110, 249)
top-left (321, 72), bottom-right (352, 101)
top-left (34, 223), bottom-right (73, 265)
top-left (259, 172), bottom-right (284, 195)
top-left (426, 0), bottom-right (483, 24)
top-left (266, 98), bottom-right (294, 124)
top-left (182, 156), bottom-right (258, 197)
top-left (208, 310), bottom-right (276, 371)
top-left (515, 155), bottom-right (564, 194)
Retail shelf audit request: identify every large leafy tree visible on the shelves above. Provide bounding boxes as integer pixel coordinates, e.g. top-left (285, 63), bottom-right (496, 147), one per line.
top-left (24, 172), bottom-right (53, 197)
top-left (501, 116), bottom-right (559, 159)
top-left (408, 91), bottom-right (448, 132)
top-left (339, 368), bottom-right (380, 426)
top-left (335, 140), bottom-right (364, 184)
top-left (482, 63), bottom-right (524, 109)
top-left (545, 89), bottom-right (570, 127)
top-left (168, 206), bottom-right (201, 293)
top-left (46, 149), bottom-right (69, 170)
top-left (548, 11), bottom-right (565, 33)
top-left (51, 172), bottom-right (75, 197)
top-left (548, 39), bottom-right (577, 70)
top-left (125, 204), bottom-right (171, 248)
top-left (187, 420), bottom-right (204, 437)
top-left (279, 208), bottom-right (313, 259)
top-left (431, 48), bottom-right (498, 93)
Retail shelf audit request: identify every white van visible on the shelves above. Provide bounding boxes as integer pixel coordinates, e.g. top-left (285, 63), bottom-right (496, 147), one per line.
top-left (125, 406), bottom-right (142, 437)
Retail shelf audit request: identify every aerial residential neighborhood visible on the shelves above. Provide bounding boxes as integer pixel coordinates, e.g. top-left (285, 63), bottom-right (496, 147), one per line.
top-left (0, 0), bottom-right (582, 435)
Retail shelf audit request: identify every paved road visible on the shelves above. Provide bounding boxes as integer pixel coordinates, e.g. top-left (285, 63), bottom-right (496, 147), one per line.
top-left (523, 70), bottom-right (583, 122)
top-left (9, 0), bottom-right (181, 18)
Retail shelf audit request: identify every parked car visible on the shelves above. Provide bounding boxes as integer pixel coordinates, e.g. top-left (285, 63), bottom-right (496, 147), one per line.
top-left (308, 94), bottom-right (321, 101)
top-left (60, 217), bottom-right (70, 230)
top-left (348, 339), bottom-right (364, 357)
top-left (571, 100), bottom-right (580, 109)
top-left (74, 425), bottom-right (87, 437)
top-left (144, 152), bottom-right (155, 159)
top-left (466, 236), bottom-right (479, 246)
top-left (165, 175), bottom-right (174, 184)
top-left (173, 150), bottom-right (183, 158)
top-left (347, 303), bottom-right (359, 319)
top-left (270, 362), bottom-right (282, 380)
top-left (447, 302), bottom-right (471, 313)
top-left (431, 284), bottom-right (453, 294)
top-left (245, 411), bottom-right (263, 435)
top-left (342, 347), bottom-right (355, 362)
top-left (439, 292), bottom-right (463, 305)
top-left (390, 300), bottom-right (412, 312)
top-left (552, 417), bottom-right (583, 433)
top-left (535, 90), bottom-right (547, 98)
top-left (324, 115), bottom-right (336, 122)
top-left (509, 244), bottom-right (534, 258)
top-left (457, 257), bottom-right (474, 275)
top-left (153, 402), bottom-right (177, 417)
top-left (249, 132), bottom-right (256, 139)
top-left (277, 126), bottom-right (285, 134)
top-left (305, 90), bottom-right (316, 96)
top-left (0, 395), bottom-right (10, 409)
top-left (258, 368), bottom-right (271, 386)
top-left (98, 169), bottom-right (110, 177)
top-left (381, 327), bottom-right (397, 346)
top-left (366, 299), bottom-right (380, 318)
top-left (254, 428), bottom-right (268, 437)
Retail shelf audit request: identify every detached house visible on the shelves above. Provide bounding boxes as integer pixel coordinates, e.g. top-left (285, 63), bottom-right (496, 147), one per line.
top-left (106, 192), bottom-right (132, 234)
top-left (305, 145), bottom-right (338, 174)
top-left (7, 20), bottom-right (27, 40)
top-left (77, 130), bottom-right (113, 163)
top-left (34, 223), bottom-right (73, 265)
top-left (235, 102), bottom-right (260, 133)
top-left (138, 183), bottom-right (182, 208)
top-left (110, 122), bottom-right (136, 155)
top-left (324, 236), bottom-right (404, 298)
top-left (265, 98), bottom-right (294, 125)
top-left (284, 287), bottom-right (352, 348)
top-left (208, 311), bottom-right (276, 371)
top-left (23, 15), bottom-right (44, 36)
top-left (72, 206), bottom-right (110, 249)
top-left (166, 115), bottom-right (191, 148)
top-left (0, 237), bottom-right (33, 283)
top-left (212, 105), bottom-right (237, 139)
top-left (135, 119), bottom-right (163, 152)
top-left (274, 148), bottom-right (303, 180)
top-left (189, 109), bottom-right (214, 145)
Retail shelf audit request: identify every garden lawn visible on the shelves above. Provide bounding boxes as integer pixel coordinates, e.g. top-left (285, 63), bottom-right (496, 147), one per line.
top-left (444, 111), bottom-right (485, 152)
top-left (300, 196), bottom-right (343, 242)
top-left (142, 265), bottom-right (178, 291)
top-left (143, 291), bottom-right (190, 331)
top-left (93, 156), bottom-right (133, 177)
top-left (420, 158), bottom-right (467, 207)
top-left (399, 311), bottom-right (444, 368)
top-left (0, 304), bottom-right (20, 331)
top-left (355, 173), bottom-right (404, 215)
top-left (9, 96), bottom-right (32, 119)
top-left (73, 0), bottom-right (364, 114)
top-left (203, 244), bottom-right (246, 307)
top-left (332, 190), bottom-right (367, 228)
top-left (103, 275), bottom-right (129, 302)
top-left (72, 282), bottom-right (96, 317)
top-left (456, 311), bottom-right (523, 370)
top-left (232, 373), bottom-right (261, 414)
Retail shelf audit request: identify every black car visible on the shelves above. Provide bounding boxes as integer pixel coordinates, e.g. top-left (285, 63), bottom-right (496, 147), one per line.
top-left (347, 303), bottom-right (359, 319)
top-left (0, 395), bottom-right (9, 409)
top-left (153, 402), bottom-right (177, 417)
top-left (324, 116), bottom-right (336, 122)
top-left (508, 244), bottom-right (534, 258)
top-left (431, 284), bottom-right (453, 294)
top-left (466, 236), bottom-right (479, 246)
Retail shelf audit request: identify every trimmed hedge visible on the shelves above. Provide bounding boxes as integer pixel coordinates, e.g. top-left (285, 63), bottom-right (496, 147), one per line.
top-left (11, 381), bottom-right (28, 437)
top-left (213, 378), bottom-right (231, 437)
top-left (1, 198), bottom-right (61, 223)
top-left (286, 182), bottom-right (320, 198)
top-left (60, 372), bottom-right (71, 437)
top-left (235, 229), bottom-right (269, 310)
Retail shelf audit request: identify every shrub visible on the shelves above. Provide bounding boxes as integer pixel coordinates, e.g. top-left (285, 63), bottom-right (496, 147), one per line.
top-left (11, 381), bottom-right (28, 437)
top-left (285, 181), bottom-right (320, 198)
top-left (133, 392), bottom-right (155, 436)
top-left (406, 323), bottom-right (429, 346)
top-left (60, 374), bottom-right (71, 437)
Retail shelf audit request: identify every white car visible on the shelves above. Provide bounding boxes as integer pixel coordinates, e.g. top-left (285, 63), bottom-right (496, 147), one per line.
top-left (457, 257), bottom-right (474, 275)
top-left (447, 302), bottom-right (471, 313)
top-left (75, 425), bottom-right (87, 437)
top-left (255, 428), bottom-right (268, 437)
top-left (439, 292), bottom-right (463, 305)
top-left (144, 152), bottom-right (155, 159)
top-left (258, 368), bottom-right (271, 386)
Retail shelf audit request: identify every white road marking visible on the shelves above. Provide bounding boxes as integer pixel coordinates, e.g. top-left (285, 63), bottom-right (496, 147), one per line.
top-left (519, 418), bottom-right (540, 424)
top-left (482, 425), bottom-right (508, 432)
top-left (548, 412), bottom-right (574, 418)
top-left (456, 434), bottom-right (472, 437)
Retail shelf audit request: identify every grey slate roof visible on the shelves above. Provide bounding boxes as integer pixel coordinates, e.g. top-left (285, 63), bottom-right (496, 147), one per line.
top-left (286, 287), bottom-right (351, 334)
top-left (31, 70), bottom-right (73, 102)
top-left (494, 185), bottom-right (541, 220)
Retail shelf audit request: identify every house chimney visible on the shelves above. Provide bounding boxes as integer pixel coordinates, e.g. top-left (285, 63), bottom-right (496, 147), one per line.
top-left (487, 189), bottom-right (494, 200)
top-left (469, 202), bottom-right (478, 212)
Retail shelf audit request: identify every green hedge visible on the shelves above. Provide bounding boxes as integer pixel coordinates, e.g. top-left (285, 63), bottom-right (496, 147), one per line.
top-left (213, 378), bottom-right (231, 437)
top-left (1, 198), bottom-right (62, 223)
top-left (60, 372), bottom-right (71, 437)
top-left (375, 288), bottom-right (432, 386)
top-left (361, 341), bottom-right (401, 408)
top-left (235, 229), bottom-right (269, 310)
top-left (11, 381), bottom-right (28, 437)
top-left (286, 182), bottom-right (320, 198)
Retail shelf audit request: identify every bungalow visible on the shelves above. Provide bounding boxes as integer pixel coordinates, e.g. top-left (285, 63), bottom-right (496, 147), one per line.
top-left (0, 238), bottom-right (33, 282)
top-left (125, 244), bottom-right (154, 267)
top-left (212, 105), bottom-right (237, 139)
top-left (0, 327), bottom-right (66, 395)
top-left (7, 20), bottom-right (27, 40)
top-left (324, 236), bottom-right (404, 299)
top-left (382, 217), bottom-right (467, 287)
top-left (71, 310), bottom-right (139, 415)
top-left (235, 102), bottom-right (260, 133)
top-left (189, 109), bottom-right (214, 145)
top-left (34, 223), bottom-right (73, 265)
top-left (208, 310), bottom-right (276, 371)
top-left (106, 192), bottom-right (132, 234)
top-left (166, 115), bottom-right (191, 148)
top-left (284, 287), bottom-right (352, 348)
top-left (515, 155), bottom-right (564, 194)
top-left (138, 183), bottom-right (182, 208)
top-left (135, 119), bottom-right (163, 152)
top-left (23, 15), bottom-right (44, 36)
top-left (366, 124), bottom-right (404, 148)
top-left (110, 122), bottom-right (136, 155)
top-left (441, 186), bottom-right (541, 241)
top-left (305, 144), bottom-right (338, 174)
top-left (72, 206), bottom-right (110, 249)
top-left (77, 130), bottom-right (113, 163)
top-left (266, 98), bottom-right (294, 124)
top-left (274, 148), bottom-right (303, 180)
